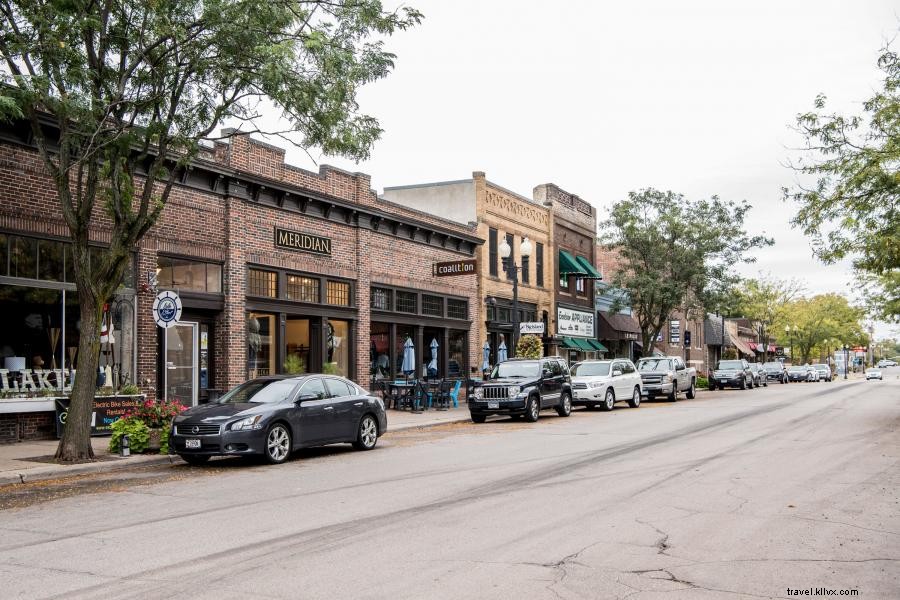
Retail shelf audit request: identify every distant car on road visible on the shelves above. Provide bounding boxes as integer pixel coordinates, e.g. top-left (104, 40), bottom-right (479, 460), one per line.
top-left (787, 366), bottom-right (811, 382)
top-left (170, 375), bottom-right (387, 465)
top-left (748, 364), bottom-right (768, 388)
top-left (865, 367), bottom-right (883, 380)
top-left (570, 359), bottom-right (642, 411)
top-left (811, 363), bottom-right (832, 382)
top-left (709, 359), bottom-right (753, 390)
top-left (877, 359), bottom-right (896, 368)
top-left (762, 361), bottom-right (789, 384)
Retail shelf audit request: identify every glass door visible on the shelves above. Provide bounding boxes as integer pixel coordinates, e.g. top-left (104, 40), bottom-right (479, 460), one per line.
top-left (165, 322), bottom-right (199, 406)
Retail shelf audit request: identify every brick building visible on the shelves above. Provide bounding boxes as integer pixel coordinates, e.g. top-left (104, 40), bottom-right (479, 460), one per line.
top-left (0, 121), bottom-right (481, 442)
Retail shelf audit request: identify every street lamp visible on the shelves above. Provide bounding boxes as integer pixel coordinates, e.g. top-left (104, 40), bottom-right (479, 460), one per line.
top-left (842, 343), bottom-right (849, 379)
top-left (499, 235), bottom-right (532, 358)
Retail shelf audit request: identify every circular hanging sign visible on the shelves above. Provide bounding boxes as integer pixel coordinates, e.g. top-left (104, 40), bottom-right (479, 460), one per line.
top-left (152, 291), bottom-right (182, 329)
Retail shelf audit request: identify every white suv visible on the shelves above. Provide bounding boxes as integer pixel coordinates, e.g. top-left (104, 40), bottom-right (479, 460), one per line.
top-left (570, 359), bottom-right (643, 411)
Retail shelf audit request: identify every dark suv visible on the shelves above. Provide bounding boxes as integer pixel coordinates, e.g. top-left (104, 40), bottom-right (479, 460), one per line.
top-left (469, 357), bottom-right (573, 423)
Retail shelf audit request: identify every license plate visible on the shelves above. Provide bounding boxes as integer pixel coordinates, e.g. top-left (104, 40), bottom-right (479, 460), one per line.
top-left (487, 401), bottom-right (499, 409)
top-left (719, 379), bottom-right (728, 383)
top-left (185, 439), bottom-right (201, 449)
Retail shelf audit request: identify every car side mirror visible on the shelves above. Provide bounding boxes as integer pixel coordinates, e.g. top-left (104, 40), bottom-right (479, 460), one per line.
top-left (612, 369), bottom-right (623, 377)
top-left (542, 368), bottom-right (552, 377)
top-left (295, 393), bottom-right (319, 404)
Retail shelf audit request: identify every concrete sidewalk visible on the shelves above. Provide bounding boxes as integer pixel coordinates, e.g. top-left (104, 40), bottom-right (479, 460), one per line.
top-left (0, 405), bottom-right (472, 486)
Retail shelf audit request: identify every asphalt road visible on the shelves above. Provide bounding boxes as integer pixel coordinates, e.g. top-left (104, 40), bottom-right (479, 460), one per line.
top-left (1, 377), bottom-right (898, 599)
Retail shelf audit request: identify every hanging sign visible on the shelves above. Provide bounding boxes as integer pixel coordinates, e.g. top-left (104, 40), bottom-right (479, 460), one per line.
top-left (520, 322), bottom-right (545, 335)
top-left (153, 291), bottom-right (182, 328)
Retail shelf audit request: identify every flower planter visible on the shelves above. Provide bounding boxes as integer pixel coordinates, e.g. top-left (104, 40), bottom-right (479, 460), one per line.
top-left (147, 427), bottom-right (162, 452)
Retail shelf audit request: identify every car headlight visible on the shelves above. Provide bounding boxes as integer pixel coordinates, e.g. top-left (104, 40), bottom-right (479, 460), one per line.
top-left (589, 381), bottom-right (605, 388)
top-left (508, 385), bottom-right (520, 398)
top-left (473, 387), bottom-right (484, 399)
top-left (664, 371), bottom-right (674, 382)
top-left (229, 415), bottom-right (263, 431)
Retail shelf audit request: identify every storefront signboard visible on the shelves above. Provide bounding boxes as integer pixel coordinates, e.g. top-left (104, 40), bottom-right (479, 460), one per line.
top-left (557, 307), bottom-right (595, 338)
top-left (274, 227), bottom-right (332, 256)
top-left (54, 396), bottom-right (144, 437)
top-left (520, 322), bottom-right (545, 335)
top-left (669, 320), bottom-right (681, 344)
top-left (152, 291), bottom-right (182, 328)
top-left (433, 259), bottom-right (477, 277)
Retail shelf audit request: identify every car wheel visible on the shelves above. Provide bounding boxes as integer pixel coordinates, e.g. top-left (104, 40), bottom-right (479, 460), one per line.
top-left (686, 380), bottom-right (696, 399)
top-left (471, 413), bottom-right (487, 423)
top-left (265, 423), bottom-right (291, 465)
top-left (740, 378), bottom-right (747, 390)
top-left (709, 381), bottom-right (717, 391)
top-left (600, 388), bottom-right (615, 411)
top-left (353, 415), bottom-right (379, 451)
top-left (556, 392), bottom-right (572, 417)
top-left (523, 395), bottom-right (540, 423)
top-left (180, 454), bottom-right (210, 466)
top-left (628, 386), bottom-right (641, 408)
top-left (667, 383), bottom-right (677, 402)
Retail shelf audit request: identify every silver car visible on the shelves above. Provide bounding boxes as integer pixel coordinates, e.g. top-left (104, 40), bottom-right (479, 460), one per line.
top-left (570, 359), bottom-right (643, 411)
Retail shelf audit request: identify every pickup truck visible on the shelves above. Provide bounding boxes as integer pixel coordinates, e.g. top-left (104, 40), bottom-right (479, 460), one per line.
top-left (635, 356), bottom-right (697, 401)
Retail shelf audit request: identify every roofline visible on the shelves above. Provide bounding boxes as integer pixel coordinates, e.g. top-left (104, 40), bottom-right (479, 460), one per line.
top-left (382, 178), bottom-right (474, 192)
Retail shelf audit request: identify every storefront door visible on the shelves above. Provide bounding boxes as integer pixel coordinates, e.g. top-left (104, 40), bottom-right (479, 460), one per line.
top-left (165, 321), bottom-right (199, 406)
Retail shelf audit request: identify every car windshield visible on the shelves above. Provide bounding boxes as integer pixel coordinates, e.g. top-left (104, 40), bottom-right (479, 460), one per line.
top-left (763, 362), bottom-right (782, 369)
top-left (216, 379), bottom-right (297, 404)
top-left (491, 361), bottom-right (540, 379)
top-left (637, 359), bottom-right (671, 371)
top-left (788, 366), bottom-right (806, 372)
top-left (571, 362), bottom-right (611, 377)
top-left (717, 361), bottom-right (744, 370)
top-left (812, 364), bottom-right (828, 370)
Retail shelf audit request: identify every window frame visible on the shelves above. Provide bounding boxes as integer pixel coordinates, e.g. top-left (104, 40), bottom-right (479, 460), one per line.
top-left (488, 228), bottom-right (498, 277)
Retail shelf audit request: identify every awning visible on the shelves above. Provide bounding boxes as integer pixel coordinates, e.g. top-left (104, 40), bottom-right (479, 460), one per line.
top-left (586, 339), bottom-right (608, 352)
top-left (597, 311), bottom-right (642, 340)
top-left (560, 336), bottom-right (602, 352)
top-left (560, 337), bottom-right (581, 349)
top-left (559, 250), bottom-right (587, 276)
top-left (731, 336), bottom-right (755, 357)
top-left (575, 255), bottom-right (603, 279)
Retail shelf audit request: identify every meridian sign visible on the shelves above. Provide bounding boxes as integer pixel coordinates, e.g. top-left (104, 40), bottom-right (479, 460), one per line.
top-left (274, 227), bottom-right (332, 256)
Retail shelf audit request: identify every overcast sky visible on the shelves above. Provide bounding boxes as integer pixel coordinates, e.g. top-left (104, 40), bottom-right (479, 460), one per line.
top-left (268, 0), bottom-right (899, 339)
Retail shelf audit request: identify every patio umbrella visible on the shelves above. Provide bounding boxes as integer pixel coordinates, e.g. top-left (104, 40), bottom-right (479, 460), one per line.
top-left (481, 341), bottom-right (490, 372)
top-left (427, 338), bottom-right (439, 375)
top-left (497, 340), bottom-right (508, 363)
top-left (401, 336), bottom-right (416, 377)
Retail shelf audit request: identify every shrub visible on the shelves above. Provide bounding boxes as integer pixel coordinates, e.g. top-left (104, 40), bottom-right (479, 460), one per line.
top-left (722, 348), bottom-right (738, 360)
top-left (284, 354), bottom-right (305, 374)
top-left (696, 376), bottom-right (709, 389)
top-left (127, 399), bottom-right (186, 429)
top-left (108, 417), bottom-right (150, 453)
top-left (323, 362), bottom-right (339, 375)
top-left (119, 384), bottom-right (141, 395)
top-left (516, 335), bottom-right (543, 359)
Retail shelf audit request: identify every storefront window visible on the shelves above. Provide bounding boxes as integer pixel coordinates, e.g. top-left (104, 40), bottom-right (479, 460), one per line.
top-left (10, 236), bottom-right (37, 279)
top-left (449, 330), bottom-right (466, 378)
top-left (326, 281), bottom-right (351, 306)
top-left (157, 257), bottom-right (222, 293)
top-left (422, 295), bottom-right (443, 317)
top-left (447, 299), bottom-right (468, 320)
top-left (286, 275), bottom-right (318, 303)
top-left (247, 312), bottom-right (276, 377)
top-left (370, 322), bottom-right (390, 383)
top-left (396, 291), bottom-right (417, 314)
top-left (285, 318), bottom-right (310, 374)
top-left (396, 324), bottom-right (415, 376)
top-left (38, 239), bottom-right (65, 281)
top-left (326, 319), bottom-right (350, 377)
top-left (248, 269), bottom-right (277, 298)
top-left (371, 287), bottom-right (392, 311)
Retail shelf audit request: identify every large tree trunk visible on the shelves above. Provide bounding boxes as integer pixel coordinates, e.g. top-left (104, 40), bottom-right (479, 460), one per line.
top-left (54, 289), bottom-right (102, 461)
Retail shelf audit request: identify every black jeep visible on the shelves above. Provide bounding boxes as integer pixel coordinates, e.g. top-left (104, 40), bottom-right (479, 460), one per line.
top-left (469, 357), bottom-right (573, 423)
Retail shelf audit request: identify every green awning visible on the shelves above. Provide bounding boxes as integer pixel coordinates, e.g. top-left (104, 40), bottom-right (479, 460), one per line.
top-left (586, 339), bottom-right (608, 352)
top-left (559, 250), bottom-right (587, 276)
top-left (559, 337), bottom-right (581, 349)
top-left (575, 255), bottom-right (603, 279)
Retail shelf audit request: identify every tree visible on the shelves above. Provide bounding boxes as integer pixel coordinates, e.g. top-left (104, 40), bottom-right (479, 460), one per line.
top-left (784, 46), bottom-right (899, 320)
top-left (734, 275), bottom-right (804, 362)
top-left (857, 270), bottom-right (900, 324)
top-left (598, 188), bottom-right (772, 354)
top-left (0, 0), bottom-right (421, 461)
top-left (774, 294), bottom-right (867, 364)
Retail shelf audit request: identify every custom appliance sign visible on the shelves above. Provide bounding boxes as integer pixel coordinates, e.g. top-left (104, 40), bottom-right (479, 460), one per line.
top-left (55, 396), bottom-right (143, 437)
top-left (274, 227), bottom-right (333, 255)
top-left (519, 322), bottom-right (545, 335)
top-left (557, 307), bottom-right (595, 338)
top-left (433, 259), bottom-right (477, 277)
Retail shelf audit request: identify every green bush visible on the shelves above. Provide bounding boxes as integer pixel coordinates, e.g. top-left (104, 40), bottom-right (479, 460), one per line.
top-left (284, 354), bottom-right (305, 374)
top-left (696, 376), bottom-right (709, 389)
top-left (516, 335), bottom-right (543, 359)
top-left (119, 384), bottom-right (141, 395)
top-left (722, 348), bottom-right (738, 360)
top-left (323, 362), bottom-right (339, 375)
top-left (108, 417), bottom-right (150, 453)
top-left (159, 423), bottom-right (172, 454)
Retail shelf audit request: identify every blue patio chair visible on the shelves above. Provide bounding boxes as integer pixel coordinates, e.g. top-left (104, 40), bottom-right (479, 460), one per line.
top-left (448, 380), bottom-right (462, 408)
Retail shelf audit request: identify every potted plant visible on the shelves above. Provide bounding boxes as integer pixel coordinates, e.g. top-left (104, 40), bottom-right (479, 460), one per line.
top-left (109, 399), bottom-right (186, 453)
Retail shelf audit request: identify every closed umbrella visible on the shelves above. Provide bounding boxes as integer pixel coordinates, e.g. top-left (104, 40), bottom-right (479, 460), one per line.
top-left (481, 341), bottom-right (490, 372)
top-left (401, 336), bottom-right (416, 377)
top-left (428, 338), bottom-right (439, 376)
top-left (497, 340), bottom-right (508, 363)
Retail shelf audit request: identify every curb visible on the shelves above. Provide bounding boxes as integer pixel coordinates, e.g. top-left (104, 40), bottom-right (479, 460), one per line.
top-left (0, 414), bottom-right (472, 487)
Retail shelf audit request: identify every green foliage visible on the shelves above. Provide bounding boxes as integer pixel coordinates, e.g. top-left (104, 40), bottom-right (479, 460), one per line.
top-left (516, 335), bottom-right (543, 359)
top-left (323, 362), bottom-right (340, 375)
top-left (598, 188), bottom-right (772, 353)
top-left (108, 417), bottom-right (150, 454)
top-left (128, 399), bottom-right (187, 429)
top-left (722, 348), bottom-right (738, 360)
top-left (696, 376), bottom-right (709, 390)
top-left (785, 47), bottom-right (900, 277)
top-left (160, 423), bottom-right (172, 455)
top-left (857, 271), bottom-right (900, 324)
top-left (118, 384), bottom-right (141, 396)
top-left (284, 354), bottom-right (305, 374)
top-left (734, 275), bottom-right (804, 361)
top-left (773, 293), bottom-right (867, 364)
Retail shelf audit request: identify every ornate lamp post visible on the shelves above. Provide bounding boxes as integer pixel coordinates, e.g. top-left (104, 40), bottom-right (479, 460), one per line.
top-left (499, 236), bottom-right (532, 358)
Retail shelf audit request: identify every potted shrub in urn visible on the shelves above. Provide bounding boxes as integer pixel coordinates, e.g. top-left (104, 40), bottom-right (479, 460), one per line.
top-left (109, 399), bottom-right (186, 454)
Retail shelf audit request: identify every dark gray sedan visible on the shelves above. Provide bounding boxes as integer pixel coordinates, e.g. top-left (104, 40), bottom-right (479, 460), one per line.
top-left (170, 375), bottom-right (387, 465)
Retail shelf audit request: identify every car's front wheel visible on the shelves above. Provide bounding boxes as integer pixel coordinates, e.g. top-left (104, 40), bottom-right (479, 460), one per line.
top-left (686, 379), bottom-right (696, 399)
top-left (740, 378), bottom-right (747, 390)
top-left (556, 392), bottom-right (572, 417)
top-left (353, 415), bottom-right (378, 451)
top-left (471, 413), bottom-right (487, 423)
top-left (265, 423), bottom-right (292, 465)
top-left (600, 388), bottom-right (615, 411)
top-left (523, 395), bottom-right (540, 423)
top-left (628, 387), bottom-right (641, 408)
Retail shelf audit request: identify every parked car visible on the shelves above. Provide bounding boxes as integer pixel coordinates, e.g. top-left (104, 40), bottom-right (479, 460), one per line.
top-left (787, 365), bottom-right (810, 382)
top-left (806, 366), bottom-right (820, 382)
top-left (570, 359), bottom-right (642, 411)
top-left (748, 364), bottom-right (768, 387)
top-left (876, 359), bottom-right (896, 368)
top-left (170, 375), bottom-right (387, 465)
top-left (635, 356), bottom-right (697, 401)
top-left (709, 359), bottom-right (753, 390)
top-left (469, 357), bottom-right (572, 423)
top-left (762, 361), bottom-right (789, 384)
top-left (811, 363), bottom-right (833, 382)
top-left (865, 367), bottom-right (883, 380)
